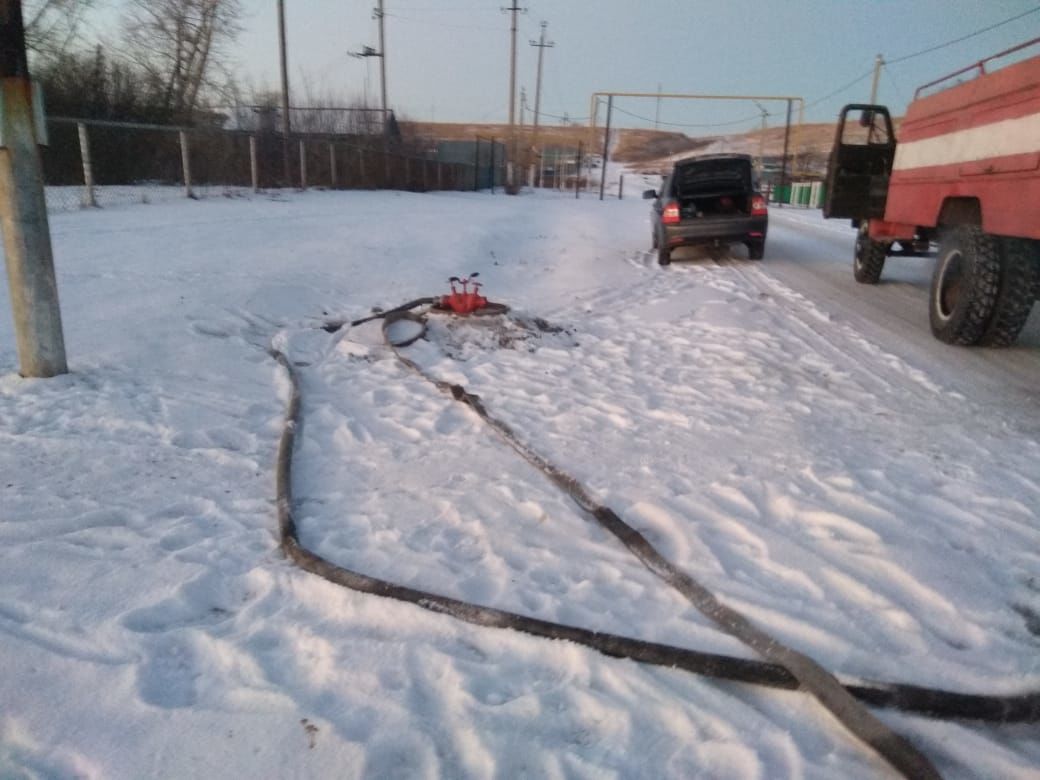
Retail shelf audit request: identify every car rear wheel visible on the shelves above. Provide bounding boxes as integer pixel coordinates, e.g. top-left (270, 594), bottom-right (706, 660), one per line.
top-left (657, 246), bottom-right (671, 266)
top-left (746, 241), bottom-right (765, 260)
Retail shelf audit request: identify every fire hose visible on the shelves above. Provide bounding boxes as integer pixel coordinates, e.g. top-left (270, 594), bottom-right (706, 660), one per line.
top-left (269, 293), bottom-right (1040, 779)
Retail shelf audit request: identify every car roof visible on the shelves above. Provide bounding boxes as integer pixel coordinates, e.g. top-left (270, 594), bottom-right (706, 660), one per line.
top-left (674, 153), bottom-right (753, 166)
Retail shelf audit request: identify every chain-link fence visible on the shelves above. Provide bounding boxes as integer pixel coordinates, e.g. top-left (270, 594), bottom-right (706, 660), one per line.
top-left (40, 117), bottom-right (484, 213)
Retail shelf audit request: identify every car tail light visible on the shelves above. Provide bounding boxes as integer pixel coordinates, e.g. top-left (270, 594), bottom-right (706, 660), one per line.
top-left (662, 201), bottom-right (681, 224)
top-left (751, 195), bottom-right (767, 216)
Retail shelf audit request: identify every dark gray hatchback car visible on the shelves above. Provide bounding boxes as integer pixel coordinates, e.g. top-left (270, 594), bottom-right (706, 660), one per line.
top-left (644, 153), bottom-right (768, 265)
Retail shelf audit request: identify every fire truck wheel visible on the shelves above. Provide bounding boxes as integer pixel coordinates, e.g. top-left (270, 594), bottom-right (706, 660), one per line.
top-left (929, 225), bottom-right (1002, 345)
top-left (979, 238), bottom-right (1040, 346)
top-left (853, 223), bottom-right (887, 283)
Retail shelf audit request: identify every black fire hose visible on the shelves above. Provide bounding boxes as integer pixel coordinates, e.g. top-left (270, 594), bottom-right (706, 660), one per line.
top-left (268, 302), bottom-right (1040, 779)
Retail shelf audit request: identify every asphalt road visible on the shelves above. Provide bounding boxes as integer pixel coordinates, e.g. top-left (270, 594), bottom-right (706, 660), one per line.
top-left (762, 209), bottom-right (1040, 417)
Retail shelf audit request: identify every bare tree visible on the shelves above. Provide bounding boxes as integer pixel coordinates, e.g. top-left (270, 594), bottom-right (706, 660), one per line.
top-left (120, 0), bottom-right (243, 120)
top-left (24, 0), bottom-right (98, 62)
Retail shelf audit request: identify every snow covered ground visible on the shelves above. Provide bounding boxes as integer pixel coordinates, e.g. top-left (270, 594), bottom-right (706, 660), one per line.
top-left (1, 186), bottom-right (1038, 778)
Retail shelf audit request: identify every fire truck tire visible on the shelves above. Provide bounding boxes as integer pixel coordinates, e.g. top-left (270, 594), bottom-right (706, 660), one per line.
top-left (853, 223), bottom-right (887, 284)
top-left (929, 225), bottom-right (1002, 345)
top-left (980, 238), bottom-right (1040, 346)
top-left (658, 246), bottom-right (672, 266)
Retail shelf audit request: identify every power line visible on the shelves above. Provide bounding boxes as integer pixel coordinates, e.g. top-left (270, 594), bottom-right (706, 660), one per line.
top-left (804, 68), bottom-right (874, 110)
top-left (887, 5), bottom-right (1040, 65)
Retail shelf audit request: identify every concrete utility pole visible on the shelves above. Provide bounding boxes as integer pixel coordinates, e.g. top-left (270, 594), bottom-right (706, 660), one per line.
top-left (376, 0), bottom-right (388, 128)
top-left (0, 0), bottom-right (67, 377)
top-left (598, 95), bottom-right (612, 201)
top-left (352, 3), bottom-right (389, 133)
top-left (869, 53), bottom-right (884, 104)
top-left (529, 21), bottom-right (553, 134)
top-left (277, 0), bottom-right (291, 186)
top-left (503, 2), bottom-right (525, 188)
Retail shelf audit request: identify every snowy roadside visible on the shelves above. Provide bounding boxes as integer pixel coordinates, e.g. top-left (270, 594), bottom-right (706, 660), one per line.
top-left (1, 189), bottom-right (1038, 778)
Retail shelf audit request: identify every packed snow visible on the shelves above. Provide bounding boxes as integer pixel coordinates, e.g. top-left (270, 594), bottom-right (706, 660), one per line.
top-left (1, 184), bottom-right (1038, 778)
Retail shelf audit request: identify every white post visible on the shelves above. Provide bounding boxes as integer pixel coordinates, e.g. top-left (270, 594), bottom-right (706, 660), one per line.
top-left (249, 136), bottom-right (259, 192)
top-left (179, 130), bottom-right (193, 198)
top-left (77, 123), bottom-right (97, 208)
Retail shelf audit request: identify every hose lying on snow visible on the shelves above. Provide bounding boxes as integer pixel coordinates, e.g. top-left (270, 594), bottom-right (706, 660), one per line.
top-left (268, 301), bottom-right (1040, 779)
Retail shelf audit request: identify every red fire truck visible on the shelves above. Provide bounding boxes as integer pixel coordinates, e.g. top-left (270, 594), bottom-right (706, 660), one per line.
top-left (823, 38), bottom-right (1040, 346)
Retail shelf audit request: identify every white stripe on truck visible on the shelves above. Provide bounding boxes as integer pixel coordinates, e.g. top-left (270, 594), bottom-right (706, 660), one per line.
top-left (892, 112), bottom-right (1040, 170)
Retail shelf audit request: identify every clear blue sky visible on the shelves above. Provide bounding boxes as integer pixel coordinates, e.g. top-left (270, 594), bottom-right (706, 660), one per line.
top-left (98, 1), bottom-right (1040, 133)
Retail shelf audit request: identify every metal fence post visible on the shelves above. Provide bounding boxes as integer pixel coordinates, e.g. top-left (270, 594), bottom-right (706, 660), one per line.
top-left (473, 139), bottom-right (480, 190)
top-left (437, 161), bottom-right (443, 191)
top-left (490, 138), bottom-right (496, 194)
top-left (77, 122), bottom-right (97, 208)
top-left (298, 138), bottom-right (307, 189)
top-left (618, 173), bottom-right (624, 200)
top-left (422, 157), bottom-right (428, 192)
top-left (404, 156), bottom-right (410, 190)
top-left (249, 135), bottom-right (259, 192)
top-left (359, 147), bottom-right (366, 188)
top-left (383, 141), bottom-right (390, 188)
top-left (179, 130), bottom-right (194, 198)
top-left (329, 142), bottom-right (337, 189)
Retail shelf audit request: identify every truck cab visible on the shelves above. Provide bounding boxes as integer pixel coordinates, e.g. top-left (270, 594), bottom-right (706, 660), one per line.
top-left (822, 38), bottom-right (1040, 346)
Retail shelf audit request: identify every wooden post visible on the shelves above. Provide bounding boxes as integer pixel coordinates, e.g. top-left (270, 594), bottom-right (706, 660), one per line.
top-left (618, 174), bottom-right (624, 200)
top-left (77, 122), bottom-right (97, 208)
top-left (575, 141), bottom-right (582, 199)
top-left (179, 130), bottom-right (193, 198)
top-left (599, 94), bottom-right (612, 201)
top-left (490, 137), bottom-right (496, 194)
top-left (0, 5), bottom-right (67, 376)
top-left (359, 147), bottom-right (366, 187)
top-left (298, 138), bottom-right (307, 189)
top-left (329, 142), bottom-right (337, 189)
top-left (249, 135), bottom-right (259, 192)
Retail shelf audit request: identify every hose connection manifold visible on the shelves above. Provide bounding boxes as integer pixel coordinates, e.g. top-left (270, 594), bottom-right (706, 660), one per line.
top-left (439, 273), bottom-right (488, 315)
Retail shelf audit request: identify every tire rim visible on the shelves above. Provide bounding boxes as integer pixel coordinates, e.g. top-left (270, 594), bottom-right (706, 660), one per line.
top-left (933, 247), bottom-right (964, 323)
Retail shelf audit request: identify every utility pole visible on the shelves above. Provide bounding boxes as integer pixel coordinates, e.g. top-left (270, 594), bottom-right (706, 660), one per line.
top-left (598, 95), bottom-right (612, 201)
top-left (529, 21), bottom-right (553, 134)
top-left (869, 53), bottom-right (884, 104)
top-left (277, 0), bottom-right (291, 187)
top-left (519, 87), bottom-right (526, 130)
top-left (503, 2), bottom-right (525, 189)
top-left (351, 3), bottom-right (389, 131)
top-left (376, 0), bottom-right (388, 129)
top-left (778, 98), bottom-right (793, 207)
top-left (753, 100), bottom-right (768, 173)
top-left (0, 0), bottom-right (67, 377)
